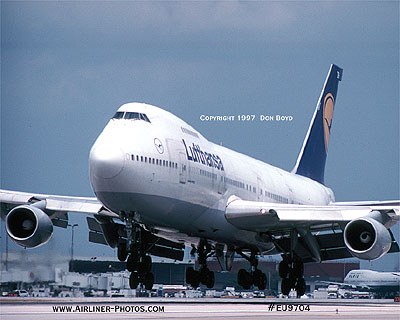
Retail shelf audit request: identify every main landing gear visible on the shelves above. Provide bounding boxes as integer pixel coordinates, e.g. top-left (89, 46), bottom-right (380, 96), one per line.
top-left (279, 256), bottom-right (306, 297)
top-left (237, 250), bottom-right (267, 290)
top-left (186, 239), bottom-right (215, 288)
top-left (117, 212), bottom-right (154, 291)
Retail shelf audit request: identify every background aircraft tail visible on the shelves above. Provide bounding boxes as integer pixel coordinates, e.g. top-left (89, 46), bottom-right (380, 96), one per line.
top-left (292, 64), bottom-right (343, 185)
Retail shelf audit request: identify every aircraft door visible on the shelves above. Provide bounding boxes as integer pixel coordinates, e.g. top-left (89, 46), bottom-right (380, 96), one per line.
top-left (179, 152), bottom-right (187, 184)
top-left (217, 170), bottom-right (226, 194)
top-left (257, 177), bottom-right (264, 201)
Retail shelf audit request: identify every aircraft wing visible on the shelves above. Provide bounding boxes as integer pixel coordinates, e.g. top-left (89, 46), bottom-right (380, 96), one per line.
top-left (0, 189), bottom-right (185, 259)
top-left (225, 196), bottom-right (400, 262)
top-left (0, 189), bottom-right (117, 227)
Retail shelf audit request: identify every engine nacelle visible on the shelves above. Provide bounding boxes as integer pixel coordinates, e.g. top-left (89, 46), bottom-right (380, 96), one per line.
top-left (6, 205), bottom-right (53, 248)
top-left (344, 217), bottom-right (391, 260)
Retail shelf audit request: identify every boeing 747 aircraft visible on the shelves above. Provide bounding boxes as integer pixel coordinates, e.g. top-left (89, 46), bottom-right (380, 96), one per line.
top-left (1, 64), bottom-right (399, 296)
top-left (324, 269), bottom-right (400, 298)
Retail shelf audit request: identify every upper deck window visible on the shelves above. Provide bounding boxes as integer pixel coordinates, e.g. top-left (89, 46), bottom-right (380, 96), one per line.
top-left (112, 111), bottom-right (151, 123)
top-left (141, 113), bottom-right (151, 123)
top-left (125, 112), bottom-right (140, 120)
top-left (112, 111), bottom-right (124, 119)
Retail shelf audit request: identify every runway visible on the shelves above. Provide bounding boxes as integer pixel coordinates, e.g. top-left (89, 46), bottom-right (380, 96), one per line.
top-left (1, 298), bottom-right (399, 320)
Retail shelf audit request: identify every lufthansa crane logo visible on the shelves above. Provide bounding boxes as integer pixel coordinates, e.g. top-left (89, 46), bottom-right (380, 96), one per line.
top-left (323, 93), bottom-right (334, 152)
top-left (154, 138), bottom-right (164, 154)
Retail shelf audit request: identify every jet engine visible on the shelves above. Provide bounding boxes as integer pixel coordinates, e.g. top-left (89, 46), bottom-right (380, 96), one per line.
top-left (344, 217), bottom-right (391, 260)
top-left (6, 204), bottom-right (53, 248)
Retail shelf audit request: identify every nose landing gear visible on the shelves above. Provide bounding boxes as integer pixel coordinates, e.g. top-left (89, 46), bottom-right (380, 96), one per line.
top-left (117, 212), bottom-right (155, 291)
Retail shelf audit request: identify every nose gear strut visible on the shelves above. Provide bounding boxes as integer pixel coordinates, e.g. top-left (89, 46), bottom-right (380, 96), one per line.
top-left (118, 211), bottom-right (154, 291)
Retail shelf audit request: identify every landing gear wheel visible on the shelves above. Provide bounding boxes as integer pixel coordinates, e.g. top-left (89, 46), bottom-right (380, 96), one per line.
top-left (186, 267), bottom-right (195, 284)
top-left (138, 255), bottom-right (152, 275)
top-left (237, 269), bottom-right (252, 290)
top-left (200, 267), bottom-right (210, 285)
top-left (237, 269), bottom-right (246, 287)
top-left (281, 278), bottom-right (291, 296)
top-left (186, 267), bottom-right (200, 288)
top-left (295, 277), bottom-right (306, 297)
top-left (205, 270), bottom-right (215, 289)
top-left (144, 272), bottom-right (154, 290)
top-left (129, 272), bottom-right (139, 289)
top-left (117, 243), bottom-right (128, 262)
top-left (255, 271), bottom-right (267, 290)
top-left (127, 254), bottom-right (138, 272)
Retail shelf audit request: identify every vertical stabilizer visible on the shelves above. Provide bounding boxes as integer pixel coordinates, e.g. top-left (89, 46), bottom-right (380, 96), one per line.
top-left (292, 64), bottom-right (343, 184)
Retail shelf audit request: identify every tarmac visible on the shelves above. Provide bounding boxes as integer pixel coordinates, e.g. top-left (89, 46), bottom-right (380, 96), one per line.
top-left (1, 297), bottom-right (399, 320)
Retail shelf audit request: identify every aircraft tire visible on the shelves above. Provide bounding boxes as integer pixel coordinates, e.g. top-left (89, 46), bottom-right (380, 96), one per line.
top-left (186, 267), bottom-right (195, 283)
top-left (256, 272), bottom-right (267, 291)
top-left (191, 271), bottom-right (201, 288)
top-left (200, 267), bottom-right (210, 285)
top-left (295, 277), bottom-right (306, 297)
top-left (205, 270), bottom-right (215, 289)
top-left (117, 243), bottom-right (128, 262)
top-left (129, 272), bottom-right (139, 289)
top-left (138, 255), bottom-right (152, 274)
top-left (238, 269), bottom-right (252, 290)
top-left (237, 269), bottom-right (246, 287)
top-left (144, 272), bottom-right (154, 291)
top-left (186, 267), bottom-right (200, 288)
top-left (281, 278), bottom-right (291, 296)
top-left (127, 254), bottom-right (138, 272)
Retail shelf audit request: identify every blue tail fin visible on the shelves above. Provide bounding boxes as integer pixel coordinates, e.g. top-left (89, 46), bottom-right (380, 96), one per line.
top-left (292, 64), bottom-right (343, 185)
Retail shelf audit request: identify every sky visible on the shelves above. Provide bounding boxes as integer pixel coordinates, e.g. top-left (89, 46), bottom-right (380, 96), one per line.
top-left (1, 1), bottom-right (399, 271)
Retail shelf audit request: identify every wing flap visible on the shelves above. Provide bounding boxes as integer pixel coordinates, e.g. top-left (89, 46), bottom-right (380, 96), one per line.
top-left (273, 232), bottom-right (352, 262)
top-left (89, 231), bottom-right (108, 245)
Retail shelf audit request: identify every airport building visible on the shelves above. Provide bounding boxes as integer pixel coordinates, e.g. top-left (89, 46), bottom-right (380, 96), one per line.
top-left (1, 251), bottom-right (360, 295)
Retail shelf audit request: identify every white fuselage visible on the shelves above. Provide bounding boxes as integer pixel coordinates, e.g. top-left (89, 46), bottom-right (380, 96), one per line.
top-left (345, 270), bottom-right (400, 292)
top-left (89, 103), bottom-right (334, 251)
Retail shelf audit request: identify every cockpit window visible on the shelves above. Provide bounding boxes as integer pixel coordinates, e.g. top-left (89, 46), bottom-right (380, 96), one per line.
top-left (141, 113), bottom-right (151, 123)
top-left (112, 111), bottom-right (124, 119)
top-left (124, 112), bottom-right (151, 123)
top-left (112, 111), bottom-right (151, 123)
top-left (125, 112), bottom-right (140, 120)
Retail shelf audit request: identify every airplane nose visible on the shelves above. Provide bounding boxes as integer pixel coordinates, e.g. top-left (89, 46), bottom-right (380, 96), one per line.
top-left (89, 141), bottom-right (125, 179)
